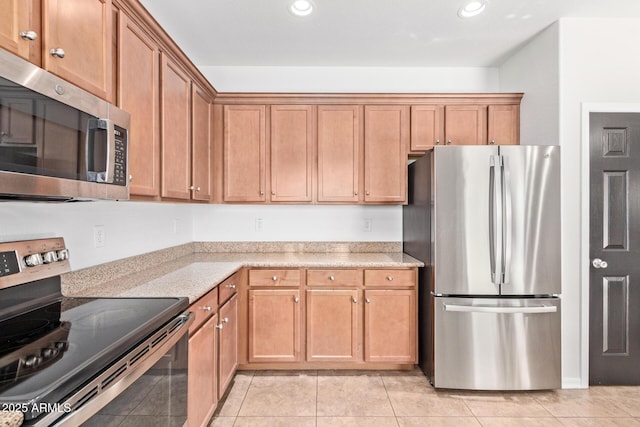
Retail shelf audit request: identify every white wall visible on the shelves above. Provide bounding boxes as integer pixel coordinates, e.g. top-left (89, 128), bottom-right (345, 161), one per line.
top-left (192, 204), bottom-right (401, 242)
top-left (200, 66), bottom-right (499, 93)
top-left (0, 201), bottom-right (192, 271)
top-left (499, 17), bottom-right (640, 388)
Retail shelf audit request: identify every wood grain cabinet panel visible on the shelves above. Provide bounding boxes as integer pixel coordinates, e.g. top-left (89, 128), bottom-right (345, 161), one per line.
top-left (270, 105), bottom-right (314, 202)
top-left (218, 293), bottom-right (238, 397)
top-left (488, 104), bottom-right (520, 145)
top-left (249, 269), bottom-right (301, 287)
top-left (43, 0), bottom-right (113, 101)
top-left (364, 105), bottom-right (408, 203)
top-left (248, 288), bottom-right (301, 363)
top-left (444, 105), bottom-right (486, 146)
top-left (410, 105), bottom-right (444, 152)
top-left (317, 105), bottom-right (360, 202)
top-left (160, 53), bottom-right (191, 200)
top-left (307, 269), bottom-right (362, 287)
top-left (306, 289), bottom-right (359, 362)
top-left (223, 105), bottom-right (266, 202)
top-left (364, 269), bottom-right (416, 287)
top-left (0, 0), bottom-right (37, 62)
top-left (118, 12), bottom-right (160, 197)
top-left (191, 83), bottom-right (212, 201)
top-left (364, 289), bottom-right (417, 363)
top-left (188, 312), bottom-right (217, 427)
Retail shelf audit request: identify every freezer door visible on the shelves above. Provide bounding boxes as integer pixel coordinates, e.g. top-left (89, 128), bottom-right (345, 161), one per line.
top-left (433, 296), bottom-right (561, 390)
top-left (433, 146), bottom-right (500, 295)
top-left (499, 145), bottom-right (561, 295)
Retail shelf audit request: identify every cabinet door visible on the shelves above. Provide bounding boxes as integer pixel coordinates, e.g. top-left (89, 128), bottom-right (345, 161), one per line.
top-left (248, 289), bottom-right (301, 363)
top-left (218, 293), bottom-right (238, 397)
top-left (160, 53), bottom-right (191, 200)
top-left (364, 105), bottom-right (408, 203)
top-left (223, 105), bottom-right (266, 202)
top-left (43, 0), bottom-right (113, 101)
top-left (0, 96), bottom-right (34, 145)
top-left (488, 105), bottom-right (519, 145)
top-left (191, 84), bottom-right (212, 201)
top-left (270, 105), bottom-right (313, 202)
top-left (444, 105), bottom-right (486, 145)
top-left (118, 13), bottom-right (160, 197)
top-left (188, 313), bottom-right (217, 427)
top-left (410, 105), bottom-right (444, 152)
top-left (0, 0), bottom-right (37, 62)
top-left (317, 105), bottom-right (360, 202)
top-left (364, 289), bottom-right (416, 363)
top-left (306, 289), bottom-right (359, 362)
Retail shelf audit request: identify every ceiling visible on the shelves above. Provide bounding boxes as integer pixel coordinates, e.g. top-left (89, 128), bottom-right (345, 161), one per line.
top-left (139, 0), bottom-right (640, 68)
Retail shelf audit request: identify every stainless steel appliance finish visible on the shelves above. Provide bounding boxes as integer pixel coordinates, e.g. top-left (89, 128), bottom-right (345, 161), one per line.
top-left (0, 238), bottom-right (191, 425)
top-left (403, 145), bottom-right (561, 390)
top-left (0, 48), bottom-right (129, 201)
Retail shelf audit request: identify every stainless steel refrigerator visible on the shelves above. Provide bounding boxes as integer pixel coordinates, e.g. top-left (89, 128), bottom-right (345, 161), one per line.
top-left (403, 145), bottom-right (561, 390)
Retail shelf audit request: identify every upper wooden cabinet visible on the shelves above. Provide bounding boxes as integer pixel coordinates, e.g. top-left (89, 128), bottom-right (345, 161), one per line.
top-left (410, 105), bottom-right (444, 152)
top-left (160, 53), bottom-right (191, 200)
top-left (488, 104), bottom-right (520, 145)
top-left (118, 12), bottom-right (160, 197)
top-left (223, 105), bottom-right (266, 202)
top-left (0, 0), bottom-right (38, 63)
top-left (363, 105), bottom-right (408, 203)
top-left (191, 83), bottom-right (213, 201)
top-left (317, 105), bottom-right (361, 202)
top-left (444, 105), bottom-right (486, 146)
top-left (42, 0), bottom-right (114, 101)
top-left (270, 105), bottom-right (314, 202)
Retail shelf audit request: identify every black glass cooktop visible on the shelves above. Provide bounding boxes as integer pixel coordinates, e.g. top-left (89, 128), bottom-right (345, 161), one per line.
top-left (0, 296), bottom-right (188, 412)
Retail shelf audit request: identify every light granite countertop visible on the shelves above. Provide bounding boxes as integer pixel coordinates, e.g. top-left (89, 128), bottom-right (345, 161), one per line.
top-left (0, 411), bottom-right (23, 427)
top-left (63, 252), bottom-right (423, 304)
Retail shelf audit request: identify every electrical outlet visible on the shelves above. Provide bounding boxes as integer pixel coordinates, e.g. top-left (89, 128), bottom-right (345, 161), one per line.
top-left (255, 218), bottom-right (264, 232)
top-left (93, 225), bottom-right (106, 248)
top-left (363, 218), bottom-right (373, 232)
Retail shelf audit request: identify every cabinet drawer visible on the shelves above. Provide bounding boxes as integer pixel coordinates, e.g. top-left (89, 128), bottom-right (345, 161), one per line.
top-left (189, 287), bottom-right (218, 335)
top-left (218, 271), bottom-right (240, 305)
top-left (307, 269), bottom-right (362, 287)
top-left (249, 269), bottom-right (301, 287)
top-left (365, 269), bottom-right (416, 287)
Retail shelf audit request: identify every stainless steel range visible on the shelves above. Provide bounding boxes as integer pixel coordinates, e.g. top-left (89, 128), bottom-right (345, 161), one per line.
top-left (0, 237), bottom-right (193, 426)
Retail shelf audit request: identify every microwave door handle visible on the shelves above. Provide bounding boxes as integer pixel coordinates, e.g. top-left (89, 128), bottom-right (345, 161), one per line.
top-left (85, 118), bottom-right (115, 183)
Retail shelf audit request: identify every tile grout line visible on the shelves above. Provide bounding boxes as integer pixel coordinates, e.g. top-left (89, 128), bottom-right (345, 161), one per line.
top-left (379, 373), bottom-right (401, 426)
top-left (232, 371), bottom-right (255, 425)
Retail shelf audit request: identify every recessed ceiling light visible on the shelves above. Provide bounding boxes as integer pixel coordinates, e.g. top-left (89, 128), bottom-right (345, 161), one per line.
top-left (290, 0), bottom-right (314, 16)
top-left (458, 0), bottom-right (486, 18)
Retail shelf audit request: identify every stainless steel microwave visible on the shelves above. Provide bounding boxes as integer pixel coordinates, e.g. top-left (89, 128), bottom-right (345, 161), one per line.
top-left (0, 48), bottom-right (130, 201)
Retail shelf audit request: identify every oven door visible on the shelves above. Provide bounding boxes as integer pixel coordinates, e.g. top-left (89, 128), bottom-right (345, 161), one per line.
top-left (34, 312), bottom-right (193, 427)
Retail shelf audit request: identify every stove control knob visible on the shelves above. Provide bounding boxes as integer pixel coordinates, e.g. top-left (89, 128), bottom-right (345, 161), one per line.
top-left (24, 253), bottom-right (43, 267)
top-left (57, 249), bottom-right (69, 261)
top-left (24, 355), bottom-right (42, 368)
top-left (43, 251), bottom-right (58, 264)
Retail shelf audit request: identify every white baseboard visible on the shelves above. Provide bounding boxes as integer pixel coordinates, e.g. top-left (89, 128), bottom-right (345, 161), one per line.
top-left (562, 377), bottom-right (587, 389)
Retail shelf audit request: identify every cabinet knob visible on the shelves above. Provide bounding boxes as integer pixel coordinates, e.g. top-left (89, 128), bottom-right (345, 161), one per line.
top-left (259, 190), bottom-right (264, 196)
top-left (365, 298), bottom-right (371, 304)
top-left (489, 139), bottom-right (496, 145)
top-left (365, 191), bottom-right (370, 196)
top-left (50, 48), bottom-right (65, 58)
top-left (226, 284), bottom-right (236, 289)
top-left (129, 175), bottom-right (133, 182)
top-left (294, 296), bottom-right (300, 303)
top-left (20, 30), bottom-right (37, 41)
top-left (435, 139), bottom-right (440, 145)
top-left (446, 140), bottom-right (452, 145)
top-left (271, 191), bottom-right (276, 196)
top-left (329, 275), bottom-right (335, 281)
top-left (354, 191), bottom-right (358, 196)
top-left (352, 297), bottom-right (358, 303)
top-left (200, 305), bottom-right (212, 311)
top-left (272, 276), bottom-right (278, 281)
top-left (189, 185), bottom-right (195, 191)
top-left (386, 275), bottom-right (394, 281)
top-left (216, 324), bottom-right (224, 330)
top-left (196, 186), bottom-right (201, 192)
top-left (222, 317), bottom-right (229, 323)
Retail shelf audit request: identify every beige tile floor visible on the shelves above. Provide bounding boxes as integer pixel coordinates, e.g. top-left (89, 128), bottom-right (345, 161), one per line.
top-left (209, 370), bottom-right (640, 427)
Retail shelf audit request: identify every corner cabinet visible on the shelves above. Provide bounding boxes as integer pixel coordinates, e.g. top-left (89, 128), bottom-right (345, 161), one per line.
top-left (363, 106), bottom-right (408, 203)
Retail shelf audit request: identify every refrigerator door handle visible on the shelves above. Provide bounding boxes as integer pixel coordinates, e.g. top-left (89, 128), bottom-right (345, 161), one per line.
top-left (443, 304), bottom-right (557, 314)
top-left (489, 155), bottom-right (503, 286)
top-left (502, 157), bottom-right (512, 286)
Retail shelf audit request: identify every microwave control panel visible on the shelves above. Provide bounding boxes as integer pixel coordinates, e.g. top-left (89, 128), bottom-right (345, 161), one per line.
top-left (113, 125), bottom-right (127, 186)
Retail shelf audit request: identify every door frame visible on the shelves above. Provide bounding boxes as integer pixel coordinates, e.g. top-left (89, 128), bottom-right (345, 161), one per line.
top-left (580, 103), bottom-right (640, 388)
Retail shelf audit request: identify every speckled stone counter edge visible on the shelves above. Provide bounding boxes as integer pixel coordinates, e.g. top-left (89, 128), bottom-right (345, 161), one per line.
top-left (61, 241), bottom-right (405, 296)
top-left (0, 411), bottom-right (23, 427)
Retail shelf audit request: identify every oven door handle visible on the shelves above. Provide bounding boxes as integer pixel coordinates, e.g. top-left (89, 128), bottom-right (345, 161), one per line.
top-left (41, 310), bottom-right (194, 427)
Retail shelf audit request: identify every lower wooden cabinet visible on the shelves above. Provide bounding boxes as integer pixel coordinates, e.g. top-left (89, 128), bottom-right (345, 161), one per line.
top-left (188, 312), bottom-right (217, 427)
top-left (306, 289), bottom-right (359, 362)
top-left (364, 289), bottom-right (417, 363)
top-left (248, 288), bottom-right (301, 363)
top-left (218, 293), bottom-right (238, 395)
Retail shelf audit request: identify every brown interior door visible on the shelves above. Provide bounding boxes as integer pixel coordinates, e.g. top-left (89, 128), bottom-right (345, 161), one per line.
top-left (589, 112), bottom-right (640, 384)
